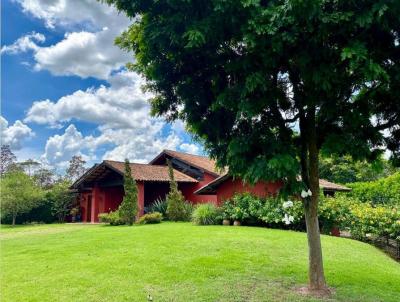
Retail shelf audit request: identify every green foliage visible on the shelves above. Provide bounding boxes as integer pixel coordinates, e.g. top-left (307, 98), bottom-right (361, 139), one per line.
top-left (98, 210), bottom-right (124, 226)
top-left (149, 198), bottom-right (168, 217)
top-left (318, 195), bottom-right (355, 233)
top-left (47, 180), bottom-right (76, 222)
top-left (191, 203), bottom-right (220, 225)
top-left (166, 160), bottom-right (190, 221)
top-left (106, 0), bottom-right (400, 287)
top-left (118, 159), bottom-right (138, 225)
top-left (346, 172), bottom-right (400, 205)
top-left (319, 155), bottom-right (397, 184)
top-left (220, 193), bottom-right (303, 227)
top-left (320, 195), bottom-right (400, 241)
top-left (137, 212), bottom-right (162, 224)
top-left (108, 0), bottom-right (400, 187)
top-left (0, 171), bottom-right (44, 225)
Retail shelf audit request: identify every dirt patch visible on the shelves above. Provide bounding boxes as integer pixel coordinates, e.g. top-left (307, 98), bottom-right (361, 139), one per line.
top-left (295, 285), bottom-right (335, 300)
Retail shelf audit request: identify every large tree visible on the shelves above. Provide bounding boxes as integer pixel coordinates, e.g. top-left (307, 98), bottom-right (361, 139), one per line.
top-left (106, 0), bottom-right (400, 292)
top-left (66, 155), bottom-right (87, 181)
top-left (0, 171), bottom-right (43, 225)
top-left (0, 145), bottom-right (17, 176)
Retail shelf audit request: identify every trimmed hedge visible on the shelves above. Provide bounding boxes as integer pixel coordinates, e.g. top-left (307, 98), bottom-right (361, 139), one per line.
top-left (138, 212), bottom-right (162, 224)
top-left (346, 172), bottom-right (400, 205)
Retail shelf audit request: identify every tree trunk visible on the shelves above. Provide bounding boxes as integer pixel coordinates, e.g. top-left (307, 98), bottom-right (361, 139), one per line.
top-left (304, 107), bottom-right (327, 291)
top-left (12, 214), bottom-right (16, 226)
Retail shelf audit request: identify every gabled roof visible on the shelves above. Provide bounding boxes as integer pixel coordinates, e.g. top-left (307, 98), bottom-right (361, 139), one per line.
top-left (71, 160), bottom-right (197, 188)
top-left (194, 173), bottom-right (351, 195)
top-left (149, 149), bottom-right (224, 176)
top-left (104, 160), bottom-right (198, 182)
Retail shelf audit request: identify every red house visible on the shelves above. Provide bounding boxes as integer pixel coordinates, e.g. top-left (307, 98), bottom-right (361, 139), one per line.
top-left (72, 150), bottom-right (223, 222)
top-left (195, 173), bottom-right (351, 204)
top-left (72, 149), bottom-right (350, 222)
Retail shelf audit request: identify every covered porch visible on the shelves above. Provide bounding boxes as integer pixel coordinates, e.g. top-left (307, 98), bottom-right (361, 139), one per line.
top-left (72, 160), bottom-right (198, 223)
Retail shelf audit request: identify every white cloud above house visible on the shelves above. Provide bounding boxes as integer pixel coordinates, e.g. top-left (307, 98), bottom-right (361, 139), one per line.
top-left (25, 71), bottom-right (150, 128)
top-left (5, 0), bottom-right (131, 79)
top-left (0, 116), bottom-right (35, 150)
top-left (4, 0), bottom-right (201, 170)
top-left (25, 71), bottom-right (199, 168)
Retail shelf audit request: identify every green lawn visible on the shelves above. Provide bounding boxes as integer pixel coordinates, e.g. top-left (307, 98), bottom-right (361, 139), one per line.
top-left (1, 223), bottom-right (399, 302)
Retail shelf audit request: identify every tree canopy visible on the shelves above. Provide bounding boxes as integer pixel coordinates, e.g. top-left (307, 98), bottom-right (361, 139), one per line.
top-left (105, 0), bottom-right (400, 292)
top-left (0, 171), bottom-right (44, 225)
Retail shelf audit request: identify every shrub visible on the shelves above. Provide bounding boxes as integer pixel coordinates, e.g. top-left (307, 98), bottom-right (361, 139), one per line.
top-left (319, 195), bottom-right (400, 241)
top-left (319, 195), bottom-right (355, 233)
top-left (118, 159), bottom-right (138, 225)
top-left (348, 202), bottom-right (400, 241)
top-left (221, 193), bottom-right (303, 228)
top-left (192, 203), bottom-right (220, 225)
top-left (150, 198), bottom-right (168, 217)
top-left (98, 210), bottom-right (124, 226)
top-left (166, 160), bottom-right (190, 221)
top-left (138, 212), bottom-right (162, 224)
top-left (347, 172), bottom-right (400, 205)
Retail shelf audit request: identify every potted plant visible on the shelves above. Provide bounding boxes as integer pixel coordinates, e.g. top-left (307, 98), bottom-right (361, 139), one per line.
top-left (70, 207), bottom-right (79, 223)
top-left (220, 201), bottom-right (233, 225)
top-left (231, 207), bottom-right (246, 226)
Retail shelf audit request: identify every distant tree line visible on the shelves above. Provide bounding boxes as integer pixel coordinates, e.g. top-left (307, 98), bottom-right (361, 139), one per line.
top-left (0, 145), bottom-right (88, 225)
top-left (319, 155), bottom-right (398, 184)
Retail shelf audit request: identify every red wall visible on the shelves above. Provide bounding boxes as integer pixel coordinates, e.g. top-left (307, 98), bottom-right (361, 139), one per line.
top-left (180, 172), bottom-right (218, 204)
top-left (215, 179), bottom-right (283, 204)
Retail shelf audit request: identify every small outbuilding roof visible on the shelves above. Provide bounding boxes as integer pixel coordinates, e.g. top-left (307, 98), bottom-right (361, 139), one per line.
top-left (194, 173), bottom-right (351, 195)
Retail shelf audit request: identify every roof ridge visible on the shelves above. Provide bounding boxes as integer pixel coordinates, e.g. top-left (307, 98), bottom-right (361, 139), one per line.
top-left (164, 149), bottom-right (211, 159)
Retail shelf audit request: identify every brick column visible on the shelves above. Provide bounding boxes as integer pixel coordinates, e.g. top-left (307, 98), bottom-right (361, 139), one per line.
top-left (137, 181), bottom-right (145, 217)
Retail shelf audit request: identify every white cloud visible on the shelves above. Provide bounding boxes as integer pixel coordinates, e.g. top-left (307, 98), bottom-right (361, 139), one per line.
top-left (0, 116), bottom-right (35, 150)
top-left (25, 71), bottom-right (150, 128)
top-left (1, 32), bottom-right (45, 54)
top-left (15, 0), bottom-right (127, 30)
top-left (179, 143), bottom-right (200, 155)
top-left (41, 124), bottom-right (97, 168)
top-left (32, 29), bottom-right (131, 79)
top-left (25, 71), bottom-right (199, 167)
top-left (7, 0), bottom-right (132, 79)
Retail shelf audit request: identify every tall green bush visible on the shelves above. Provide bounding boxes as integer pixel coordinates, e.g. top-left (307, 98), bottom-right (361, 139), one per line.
top-left (118, 159), bottom-right (138, 225)
top-left (48, 180), bottom-right (76, 222)
top-left (166, 160), bottom-right (190, 221)
top-left (192, 203), bottom-right (220, 225)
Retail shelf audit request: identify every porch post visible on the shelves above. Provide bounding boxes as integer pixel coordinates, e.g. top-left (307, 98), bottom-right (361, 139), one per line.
top-left (91, 183), bottom-right (100, 223)
top-left (137, 181), bottom-right (145, 217)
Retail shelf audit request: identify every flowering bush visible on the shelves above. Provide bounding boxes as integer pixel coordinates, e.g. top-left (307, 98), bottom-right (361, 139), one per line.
top-left (320, 195), bottom-right (400, 241)
top-left (348, 202), bottom-right (400, 240)
top-left (221, 193), bottom-right (400, 241)
top-left (221, 193), bottom-right (303, 228)
top-left (318, 195), bottom-right (355, 232)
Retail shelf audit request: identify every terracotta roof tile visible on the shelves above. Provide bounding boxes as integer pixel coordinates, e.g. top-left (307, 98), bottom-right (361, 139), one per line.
top-left (104, 160), bottom-right (198, 183)
top-left (318, 179), bottom-right (351, 192)
top-left (160, 149), bottom-right (225, 176)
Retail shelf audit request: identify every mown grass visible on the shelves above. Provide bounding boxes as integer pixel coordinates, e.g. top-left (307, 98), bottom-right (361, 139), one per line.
top-left (1, 222), bottom-right (399, 301)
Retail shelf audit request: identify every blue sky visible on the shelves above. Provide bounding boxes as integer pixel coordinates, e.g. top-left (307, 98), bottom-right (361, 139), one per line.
top-left (1, 0), bottom-right (201, 172)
